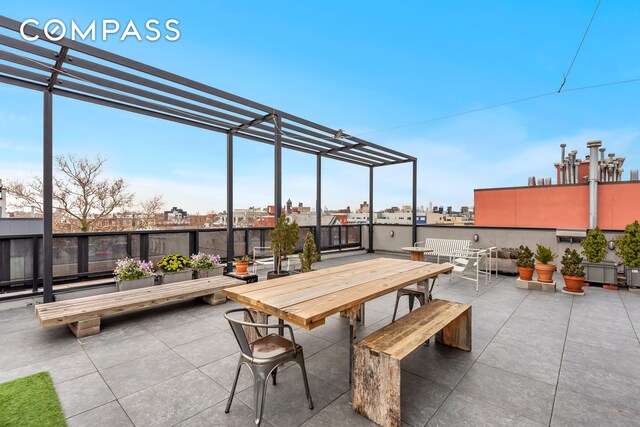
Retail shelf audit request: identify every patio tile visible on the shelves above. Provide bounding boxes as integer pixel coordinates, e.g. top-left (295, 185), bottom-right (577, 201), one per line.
top-left (119, 369), bottom-right (227, 426)
top-left (427, 390), bottom-right (544, 426)
top-left (173, 330), bottom-right (238, 367)
top-left (562, 340), bottom-right (640, 380)
top-left (177, 399), bottom-right (276, 427)
top-left (55, 372), bottom-right (116, 418)
top-left (566, 327), bottom-right (640, 356)
top-left (305, 344), bottom-right (350, 393)
top-left (200, 352), bottom-right (254, 393)
top-left (0, 310), bottom-right (39, 335)
top-left (82, 332), bottom-right (169, 370)
top-left (236, 367), bottom-right (343, 427)
top-left (150, 318), bottom-right (221, 347)
top-left (0, 326), bottom-right (83, 371)
top-left (0, 350), bottom-right (95, 385)
top-left (567, 313), bottom-right (637, 339)
top-left (551, 387), bottom-right (640, 426)
top-left (0, 306), bottom-right (34, 323)
top-left (290, 329), bottom-right (334, 357)
top-left (400, 371), bottom-right (451, 426)
top-left (300, 393), bottom-right (376, 427)
top-left (133, 304), bottom-right (200, 333)
top-left (306, 316), bottom-right (351, 343)
top-left (401, 344), bottom-right (475, 389)
top-left (76, 318), bottom-right (147, 346)
top-left (100, 348), bottom-right (194, 398)
top-left (455, 362), bottom-right (555, 424)
top-left (477, 339), bottom-right (561, 385)
top-left (501, 314), bottom-right (568, 341)
top-left (67, 401), bottom-right (133, 427)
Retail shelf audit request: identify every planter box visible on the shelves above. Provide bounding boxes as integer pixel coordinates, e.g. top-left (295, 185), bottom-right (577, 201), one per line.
top-left (160, 270), bottom-right (194, 285)
top-left (116, 276), bottom-right (155, 292)
top-left (626, 266), bottom-right (640, 287)
top-left (195, 268), bottom-right (224, 279)
top-left (583, 262), bottom-right (617, 285)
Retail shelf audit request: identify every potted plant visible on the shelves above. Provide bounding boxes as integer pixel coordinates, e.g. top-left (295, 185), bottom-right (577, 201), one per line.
top-left (560, 248), bottom-right (586, 294)
top-left (580, 227), bottom-right (617, 285)
top-left (234, 255), bottom-right (252, 275)
top-left (268, 213), bottom-right (300, 279)
top-left (534, 244), bottom-right (557, 283)
top-left (157, 254), bottom-right (193, 284)
top-left (114, 258), bottom-right (155, 291)
top-left (300, 231), bottom-right (319, 272)
top-left (616, 220), bottom-right (640, 288)
top-left (191, 252), bottom-right (223, 278)
top-left (516, 245), bottom-right (535, 281)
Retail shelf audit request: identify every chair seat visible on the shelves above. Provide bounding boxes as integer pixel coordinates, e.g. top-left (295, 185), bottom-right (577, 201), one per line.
top-left (250, 333), bottom-right (300, 360)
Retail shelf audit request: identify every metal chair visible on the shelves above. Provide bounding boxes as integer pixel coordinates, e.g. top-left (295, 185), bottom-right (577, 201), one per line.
top-left (391, 279), bottom-right (435, 322)
top-left (224, 308), bottom-right (314, 426)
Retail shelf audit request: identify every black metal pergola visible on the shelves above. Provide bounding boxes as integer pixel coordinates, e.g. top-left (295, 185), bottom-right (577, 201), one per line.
top-left (0, 16), bottom-right (417, 302)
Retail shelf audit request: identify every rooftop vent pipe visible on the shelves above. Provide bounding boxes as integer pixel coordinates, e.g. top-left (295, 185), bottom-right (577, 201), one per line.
top-left (587, 140), bottom-right (602, 228)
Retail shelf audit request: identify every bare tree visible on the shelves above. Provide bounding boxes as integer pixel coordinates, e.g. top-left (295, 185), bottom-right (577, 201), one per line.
top-left (7, 154), bottom-right (134, 232)
top-left (140, 194), bottom-right (164, 228)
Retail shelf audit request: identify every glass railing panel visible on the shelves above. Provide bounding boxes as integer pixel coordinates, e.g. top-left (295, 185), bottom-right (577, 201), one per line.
top-left (88, 235), bottom-right (127, 273)
top-left (148, 233), bottom-right (189, 264)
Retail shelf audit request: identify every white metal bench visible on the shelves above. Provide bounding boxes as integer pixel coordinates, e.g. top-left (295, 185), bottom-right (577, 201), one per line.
top-left (414, 238), bottom-right (472, 263)
top-left (252, 247), bottom-right (300, 274)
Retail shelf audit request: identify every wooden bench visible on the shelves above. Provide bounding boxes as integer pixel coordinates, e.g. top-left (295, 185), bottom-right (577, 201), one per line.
top-left (35, 276), bottom-right (244, 338)
top-left (352, 299), bottom-right (471, 427)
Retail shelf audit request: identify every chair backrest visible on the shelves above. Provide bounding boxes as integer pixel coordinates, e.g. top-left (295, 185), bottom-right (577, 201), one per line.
top-left (224, 308), bottom-right (259, 357)
top-left (423, 238), bottom-right (471, 256)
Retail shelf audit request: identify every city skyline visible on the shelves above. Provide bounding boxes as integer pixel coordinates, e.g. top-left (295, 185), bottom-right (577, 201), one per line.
top-left (1, 1), bottom-right (639, 213)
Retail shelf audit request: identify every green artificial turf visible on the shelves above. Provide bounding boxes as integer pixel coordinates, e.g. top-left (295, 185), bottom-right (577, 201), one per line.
top-left (0, 372), bottom-right (67, 427)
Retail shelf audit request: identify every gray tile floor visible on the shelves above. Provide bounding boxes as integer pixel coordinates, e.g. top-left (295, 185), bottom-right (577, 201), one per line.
top-left (1, 252), bottom-right (640, 426)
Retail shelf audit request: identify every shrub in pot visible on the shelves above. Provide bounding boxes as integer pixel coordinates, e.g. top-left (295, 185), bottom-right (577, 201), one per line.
top-left (191, 252), bottom-right (223, 278)
top-left (268, 213), bottom-right (300, 279)
top-left (516, 245), bottom-right (535, 281)
top-left (616, 220), bottom-right (640, 287)
top-left (114, 258), bottom-right (155, 291)
top-left (560, 248), bottom-right (585, 294)
top-left (157, 254), bottom-right (193, 284)
top-left (580, 227), bottom-right (617, 285)
top-left (534, 244), bottom-right (557, 283)
top-left (300, 231), bottom-right (319, 272)
top-left (234, 255), bottom-right (251, 275)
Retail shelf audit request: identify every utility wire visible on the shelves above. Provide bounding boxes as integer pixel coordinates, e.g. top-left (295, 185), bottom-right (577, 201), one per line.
top-left (558, 0), bottom-right (602, 92)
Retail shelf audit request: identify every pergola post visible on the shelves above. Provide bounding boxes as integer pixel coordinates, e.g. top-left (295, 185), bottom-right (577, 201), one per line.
top-left (226, 133), bottom-right (234, 271)
top-left (412, 160), bottom-right (418, 245)
top-left (43, 90), bottom-right (53, 303)
top-left (368, 166), bottom-right (374, 253)
top-left (274, 114), bottom-right (282, 272)
top-left (316, 154), bottom-right (322, 253)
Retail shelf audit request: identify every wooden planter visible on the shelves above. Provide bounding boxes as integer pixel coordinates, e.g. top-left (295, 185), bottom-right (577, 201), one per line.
top-left (116, 276), bottom-right (155, 292)
top-left (160, 270), bottom-right (194, 284)
top-left (534, 263), bottom-right (555, 283)
top-left (583, 262), bottom-right (617, 285)
top-left (517, 266), bottom-right (534, 281)
top-left (195, 268), bottom-right (224, 279)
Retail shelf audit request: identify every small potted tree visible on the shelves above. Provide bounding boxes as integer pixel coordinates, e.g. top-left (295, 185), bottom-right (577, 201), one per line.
top-left (233, 255), bottom-right (251, 275)
top-left (300, 231), bottom-right (319, 272)
top-left (157, 254), bottom-right (193, 284)
top-left (268, 213), bottom-right (300, 279)
top-left (616, 220), bottom-right (640, 288)
top-left (580, 227), bottom-right (617, 285)
top-left (114, 258), bottom-right (155, 291)
top-left (191, 252), bottom-right (223, 278)
top-left (516, 245), bottom-right (535, 281)
top-left (560, 248), bottom-right (585, 294)
top-left (534, 244), bottom-right (557, 283)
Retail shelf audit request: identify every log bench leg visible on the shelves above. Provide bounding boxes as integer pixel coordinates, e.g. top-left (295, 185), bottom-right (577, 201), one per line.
top-left (68, 318), bottom-right (100, 338)
top-left (436, 306), bottom-right (472, 351)
top-left (243, 309), bottom-right (270, 343)
top-left (352, 344), bottom-right (401, 427)
top-left (201, 291), bottom-right (227, 306)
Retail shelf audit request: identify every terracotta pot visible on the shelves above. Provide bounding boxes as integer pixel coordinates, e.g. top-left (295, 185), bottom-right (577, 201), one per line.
top-left (518, 266), bottom-right (534, 281)
top-left (563, 275), bottom-right (585, 293)
top-left (535, 263), bottom-right (555, 283)
top-left (235, 261), bottom-right (249, 275)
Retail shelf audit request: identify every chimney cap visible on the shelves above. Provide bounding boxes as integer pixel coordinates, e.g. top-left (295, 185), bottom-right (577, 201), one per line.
top-left (587, 140), bottom-right (602, 148)
top-left (560, 143), bottom-right (567, 147)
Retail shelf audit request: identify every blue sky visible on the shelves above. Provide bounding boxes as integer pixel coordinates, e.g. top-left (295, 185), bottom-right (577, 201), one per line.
top-left (1, 1), bottom-right (639, 213)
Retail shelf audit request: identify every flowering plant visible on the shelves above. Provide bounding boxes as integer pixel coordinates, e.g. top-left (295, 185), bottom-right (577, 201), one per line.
top-left (157, 254), bottom-right (191, 273)
top-left (190, 252), bottom-right (221, 271)
top-left (114, 258), bottom-right (154, 280)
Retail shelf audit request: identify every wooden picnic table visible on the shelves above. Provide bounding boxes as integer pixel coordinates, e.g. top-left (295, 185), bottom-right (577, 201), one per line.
top-left (401, 246), bottom-right (434, 262)
top-left (223, 257), bottom-right (453, 379)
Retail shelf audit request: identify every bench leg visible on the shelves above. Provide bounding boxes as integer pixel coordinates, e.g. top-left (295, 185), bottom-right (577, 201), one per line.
top-left (201, 291), bottom-right (226, 306)
top-left (352, 345), bottom-right (401, 427)
top-left (68, 318), bottom-right (100, 338)
top-left (436, 306), bottom-right (472, 351)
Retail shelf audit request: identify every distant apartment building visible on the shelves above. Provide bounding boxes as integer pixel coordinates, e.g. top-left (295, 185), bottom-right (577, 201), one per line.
top-left (474, 142), bottom-right (640, 229)
top-left (0, 179), bottom-right (6, 218)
